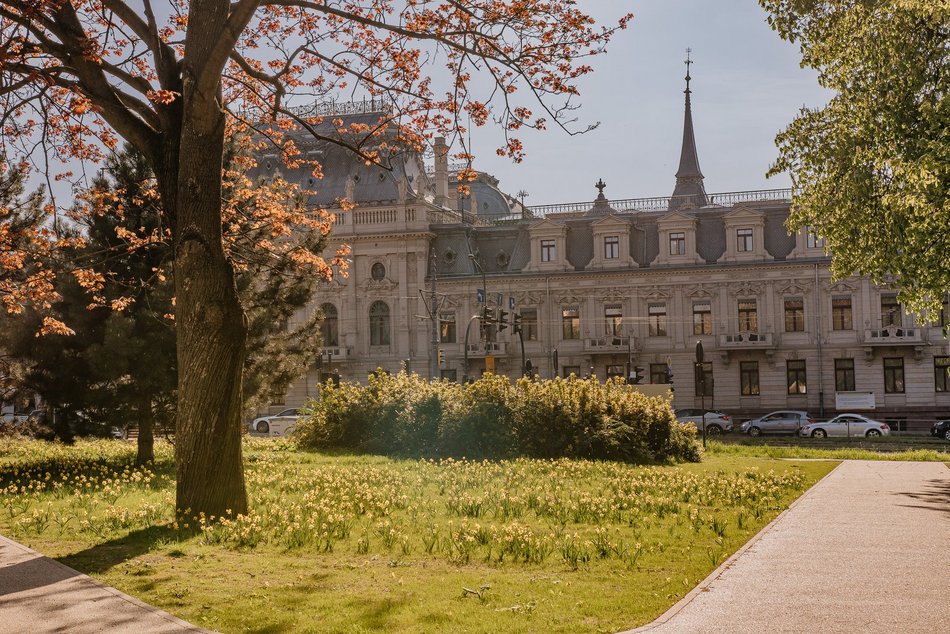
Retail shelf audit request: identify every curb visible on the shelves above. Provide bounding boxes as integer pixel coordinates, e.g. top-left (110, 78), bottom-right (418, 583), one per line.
top-left (616, 459), bottom-right (846, 634)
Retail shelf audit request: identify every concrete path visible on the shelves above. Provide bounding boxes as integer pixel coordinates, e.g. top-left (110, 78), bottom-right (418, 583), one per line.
top-left (0, 534), bottom-right (208, 633)
top-left (628, 460), bottom-right (950, 634)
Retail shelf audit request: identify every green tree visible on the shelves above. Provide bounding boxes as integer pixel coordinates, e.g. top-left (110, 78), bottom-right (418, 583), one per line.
top-left (761, 0), bottom-right (949, 315)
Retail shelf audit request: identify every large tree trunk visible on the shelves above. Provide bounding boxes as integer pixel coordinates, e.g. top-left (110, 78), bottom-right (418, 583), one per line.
top-left (136, 392), bottom-right (155, 467)
top-left (173, 4), bottom-right (249, 519)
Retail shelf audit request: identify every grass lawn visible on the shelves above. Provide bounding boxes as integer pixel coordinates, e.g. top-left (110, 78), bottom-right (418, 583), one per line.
top-left (0, 438), bottom-right (835, 633)
top-left (706, 438), bottom-right (950, 462)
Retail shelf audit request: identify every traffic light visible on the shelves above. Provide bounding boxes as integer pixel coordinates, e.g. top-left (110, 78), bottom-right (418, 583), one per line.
top-left (497, 309), bottom-right (509, 332)
top-left (665, 366), bottom-right (674, 384)
top-left (437, 348), bottom-right (443, 367)
top-left (512, 312), bottom-right (523, 334)
top-left (631, 366), bottom-right (645, 384)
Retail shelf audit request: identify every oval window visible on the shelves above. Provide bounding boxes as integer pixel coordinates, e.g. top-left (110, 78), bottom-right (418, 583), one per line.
top-left (371, 262), bottom-right (386, 280)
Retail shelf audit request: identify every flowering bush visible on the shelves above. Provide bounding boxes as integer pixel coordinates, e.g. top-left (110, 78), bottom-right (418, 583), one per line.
top-left (295, 373), bottom-right (699, 463)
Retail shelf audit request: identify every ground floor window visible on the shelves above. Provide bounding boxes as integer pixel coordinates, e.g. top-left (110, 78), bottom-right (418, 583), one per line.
top-left (440, 369), bottom-right (458, 382)
top-left (740, 361), bottom-right (760, 396)
top-left (786, 359), bottom-right (807, 394)
top-left (835, 358), bottom-right (855, 392)
top-left (650, 363), bottom-right (669, 384)
top-left (605, 364), bottom-right (625, 380)
top-left (935, 356), bottom-right (950, 392)
top-left (884, 357), bottom-right (905, 394)
top-left (563, 365), bottom-right (580, 378)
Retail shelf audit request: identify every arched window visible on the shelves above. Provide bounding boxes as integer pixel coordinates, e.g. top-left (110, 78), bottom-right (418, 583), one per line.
top-left (320, 303), bottom-right (338, 347)
top-left (369, 301), bottom-right (391, 346)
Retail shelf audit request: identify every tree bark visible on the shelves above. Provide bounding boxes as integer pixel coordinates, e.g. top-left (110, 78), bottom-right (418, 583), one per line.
top-left (173, 0), bottom-right (249, 519)
top-left (136, 392), bottom-right (155, 467)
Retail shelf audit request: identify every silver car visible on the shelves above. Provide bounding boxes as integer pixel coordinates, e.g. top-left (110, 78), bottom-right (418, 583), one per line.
top-left (800, 414), bottom-right (891, 438)
top-left (739, 410), bottom-right (814, 436)
top-left (248, 408), bottom-right (300, 435)
top-left (674, 409), bottom-right (733, 435)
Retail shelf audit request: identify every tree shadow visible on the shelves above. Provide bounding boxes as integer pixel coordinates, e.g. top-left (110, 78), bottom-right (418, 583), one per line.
top-left (56, 524), bottom-right (181, 575)
top-left (894, 477), bottom-right (950, 516)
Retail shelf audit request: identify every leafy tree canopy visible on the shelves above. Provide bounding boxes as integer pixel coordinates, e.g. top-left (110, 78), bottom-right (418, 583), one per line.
top-left (761, 0), bottom-right (949, 316)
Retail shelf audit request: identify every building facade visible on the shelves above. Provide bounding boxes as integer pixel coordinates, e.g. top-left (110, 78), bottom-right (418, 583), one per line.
top-left (262, 92), bottom-right (950, 431)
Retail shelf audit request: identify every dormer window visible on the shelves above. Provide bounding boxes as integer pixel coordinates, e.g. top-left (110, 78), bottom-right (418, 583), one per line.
top-left (604, 236), bottom-right (619, 259)
top-left (806, 228), bottom-right (824, 249)
top-left (540, 239), bottom-right (556, 262)
top-left (669, 232), bottom-right (686, 256)
top-left (737, 228), bottom-right (754, 252)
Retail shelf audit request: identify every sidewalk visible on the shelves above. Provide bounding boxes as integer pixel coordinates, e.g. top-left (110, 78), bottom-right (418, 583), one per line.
top-left (628, 460), bottom-right (950, 633)
top-left (0, 535), bottom-right (207, 633)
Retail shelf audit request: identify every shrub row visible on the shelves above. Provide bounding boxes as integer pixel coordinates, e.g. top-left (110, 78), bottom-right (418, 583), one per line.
top-left (294, 373), bottom-right (700, 463)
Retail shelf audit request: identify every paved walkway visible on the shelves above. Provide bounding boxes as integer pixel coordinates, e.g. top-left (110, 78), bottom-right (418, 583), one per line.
top-left (0, 535), bottom-right (207, 633)
top-left (628, 460), bottom-right (950, 634)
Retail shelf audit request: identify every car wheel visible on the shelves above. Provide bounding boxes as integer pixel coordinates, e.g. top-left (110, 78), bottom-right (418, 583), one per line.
top-left (811, 429), bottom-right (827, 438)
top-left (748, 426), bottom-right (762, 437)
top-left (255, 420), bottom-right (270, 434)
top-left (706, 424), bottom-right (723, 436)
top-left (944, 429), bottom-right (950, 441)
top-left (866, 429), bottom-right (881, 438)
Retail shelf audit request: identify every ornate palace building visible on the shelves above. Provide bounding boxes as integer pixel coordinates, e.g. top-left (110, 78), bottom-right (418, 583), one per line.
top-left (260, 79), bottom-right (950, 431)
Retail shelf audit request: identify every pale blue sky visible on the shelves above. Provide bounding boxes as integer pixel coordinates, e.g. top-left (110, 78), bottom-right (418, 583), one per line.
top-left (466, 1), bottom-right (832, 206)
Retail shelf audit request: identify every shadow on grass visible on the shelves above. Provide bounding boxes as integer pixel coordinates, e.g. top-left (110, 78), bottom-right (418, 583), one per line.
top-left (57, 524), bottom-right (181, 575)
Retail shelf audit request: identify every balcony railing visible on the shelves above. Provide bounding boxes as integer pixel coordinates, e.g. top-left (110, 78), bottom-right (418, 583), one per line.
top-left (584, 335), bottom-right (637, 353)
top-left (319, 346), bottom-right (350, 359)
top-left (863, 326), bottom-right (926, 345)
top-left (465, 341), bottom-right (507, 356)
top-left (719, 331), bottom-right (775, 348)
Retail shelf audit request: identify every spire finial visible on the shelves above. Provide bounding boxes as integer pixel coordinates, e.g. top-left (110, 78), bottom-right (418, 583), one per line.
top-left (595, 178), bottom-right (606, 196)
top-left (684, 48), bottom-right (692, 95)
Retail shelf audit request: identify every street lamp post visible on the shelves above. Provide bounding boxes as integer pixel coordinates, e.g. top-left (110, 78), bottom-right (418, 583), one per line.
top-left (695, 340), bottom-right (707, 449)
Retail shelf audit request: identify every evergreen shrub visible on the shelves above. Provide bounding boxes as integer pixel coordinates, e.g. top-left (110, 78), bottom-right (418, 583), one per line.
top-left (294, 372), bottom-right (700, 463)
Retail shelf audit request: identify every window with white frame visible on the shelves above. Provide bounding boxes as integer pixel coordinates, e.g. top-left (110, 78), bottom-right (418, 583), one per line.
top-left (604, 235), bottom-right (619, 259)
top-left (669, 232), bottom-right (686, 256)
top-left (736, 228), bottom-right (754, 252)
top-left (806, 228), bottom-right (825, 249)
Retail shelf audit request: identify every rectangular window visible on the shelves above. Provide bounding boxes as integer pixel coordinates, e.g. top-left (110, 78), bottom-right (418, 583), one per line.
top-left (563, 365), bottom-right (580, 378)
top-left (669, 232), bottom-right (686, 256)
top-left (540, 239), bottom-right (556, 262)
top-left (648, 303), bottom-right (667, 337)
top-left (935, 356), bottom-right (950, 393)
top-left (693, 302), bottom-right (712, 335)
top-left (738, 300), bottom-right (758, 332)
top-left (604, 304), bottom-right (623, 336)
top-left (740, 361), bottom-right (760, 396)
top-left (832, 296), bottom-right (853, 330)
top-left (605, 364), bottom-right (625, 380)
top-left (786, 359), bottom-right (807, 394)
top-left (884, 357), bottom-right (905, 394)
top-left (940, 300), bottom-right (950, 327)
top-left (650, 363), bottom-right (669, 384)
top-left (784, 298), bottom-right (805, 332)
top-left (737, 228), bottom-right (753, 252)
top-left (604, 236), bottom-right (619, 259)
top-left (440, 369), bottom-right (458, 382)
top-left (521, 308), bottom-right (538, 341)
top-left (561, 307), bottom-right (580, 340)
top-left (806, 228), bottom-right (824, 249)
top-left (835, 358), bottom-right (856, 392)
top-left (881, 295), bottom-right (901, 328)
top-left (695, 361), bottom-right (713, 397)
top-left (440, 312), bottom-right (457, 343)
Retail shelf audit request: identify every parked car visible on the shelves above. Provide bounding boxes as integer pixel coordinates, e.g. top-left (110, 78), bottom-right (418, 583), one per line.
top-left (800, 414), bottom-right (890, 438)
top-left (739, 410), bottom-right (814, 436)
top-left (249, 408), bottom-right (301, 435)
top-left (674, 409), bottom-right (732, 435)
top-left (931, 420), bottom-right (950, 441)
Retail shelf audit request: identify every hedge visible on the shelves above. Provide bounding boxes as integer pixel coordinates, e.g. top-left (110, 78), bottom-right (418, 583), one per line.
top-left (294, 372), bottom-right (701, 463)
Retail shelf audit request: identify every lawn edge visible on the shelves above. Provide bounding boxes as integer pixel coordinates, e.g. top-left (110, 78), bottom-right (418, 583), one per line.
top-left (617, 459), bottom-right (845, 634)
top-left (0, 533), bottom-right (210, 633)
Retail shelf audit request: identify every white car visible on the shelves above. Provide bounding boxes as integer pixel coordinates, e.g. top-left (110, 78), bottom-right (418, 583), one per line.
top-left (674, 409), bottom-right (733, 435)
top-left (248, 408), bottom-right (302, 436)
top-left (799, 414), bottom-right (891, 438)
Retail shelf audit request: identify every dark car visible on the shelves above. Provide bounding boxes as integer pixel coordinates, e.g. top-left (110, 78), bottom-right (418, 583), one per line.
top-left (932, 420), bottom-right (950, 441)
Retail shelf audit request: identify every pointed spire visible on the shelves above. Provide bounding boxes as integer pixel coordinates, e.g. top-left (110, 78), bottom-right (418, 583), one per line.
top-left (670, 49), bottom-right (708, 211)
